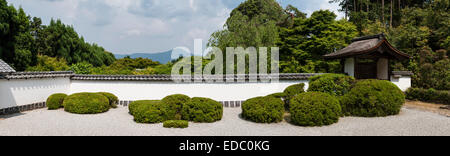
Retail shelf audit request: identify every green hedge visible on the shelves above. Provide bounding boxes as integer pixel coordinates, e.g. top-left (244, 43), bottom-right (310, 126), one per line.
top-left (181, 97), bottom-right (223, 123)
top-left (267, 92), bottom-right (286, 100)
top-left (242, 96), bottom-right (284, 123)
top-left (163, 120), bottom-right (189, 128)
top-left (97, 92), bottom-right (119, 108)
top-left (162, 94), bottom-right (191, 120)
top-left (46, 93), bottom-right (67, 110)
top-left (290, 92), bottom-right (342, 126)
top-left (63, 93), bottom-right (110, 114)
top-left (129, 100), bottom-right (160, 115)
top-left (341, 80), bottom-right (405, 117)
top-left (308, 74), bottom-right (355, 96)
top-left (406, 88), bottom-right (449, 105)
top-left (283, 83), bottom-right (305, 109)
top-left (131, 100), bottom-right (169, 123)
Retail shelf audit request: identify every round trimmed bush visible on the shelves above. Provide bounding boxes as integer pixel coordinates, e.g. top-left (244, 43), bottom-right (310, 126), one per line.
top-left (131, 100), bottom-right (169, 123)
top-left (163, 120), bottom-right (189, 128)
top-left (242, 96), bottom-right (284, 123)
top-left (46, 93), bottom-right (67, 110)
top-left (284, 83), bottom-right (306, 100)
top-left (128, 100), bottom-right (160, 115)
top-left (283, 83), bottom-right (305, 109)
top-left (63, 93), bottom-right (110, 114)
top-left (308, 74), bottom-right (355, 96)
top-left (267, 92), bottom-right (286, 100)
top-left (341, 79), bottom-right (406, 117)
top-left (405, 88), bottom-right (421, 101)
top-left (290, 92), bottom-right (342, 126)
top-left (162, 94), bottom-right (191, 120)
top-left (98, 92), bottom-right (119, 108)
top-left (181, 97), bottom-right (223, 123)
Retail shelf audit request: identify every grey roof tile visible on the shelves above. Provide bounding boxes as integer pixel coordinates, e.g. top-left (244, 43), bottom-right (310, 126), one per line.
top-left (0, 59), bottom-right (16, 73)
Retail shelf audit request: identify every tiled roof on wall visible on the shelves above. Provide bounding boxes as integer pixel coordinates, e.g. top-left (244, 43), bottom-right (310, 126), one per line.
top-left (1, 71), bottom-right (321, 81)
top-left (0, 71), bottom-right (74, 80)
top-left (0, 71), bottom-right (414, 81)
top-left (71, 73), bottom-right (323, 81)
top-left (0, 59), bottom-right (16, 73)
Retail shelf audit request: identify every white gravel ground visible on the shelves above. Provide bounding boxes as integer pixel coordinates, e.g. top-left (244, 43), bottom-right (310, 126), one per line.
top-left (0, 107), bottom-right (449, 136)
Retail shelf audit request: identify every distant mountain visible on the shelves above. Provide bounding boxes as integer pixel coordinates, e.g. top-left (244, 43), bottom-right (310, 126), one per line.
top-left (115, 50), bottom-right (190, 64)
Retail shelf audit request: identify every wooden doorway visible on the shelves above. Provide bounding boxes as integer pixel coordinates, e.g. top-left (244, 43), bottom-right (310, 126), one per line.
top-left (355, 58), bottom-right (378, 79)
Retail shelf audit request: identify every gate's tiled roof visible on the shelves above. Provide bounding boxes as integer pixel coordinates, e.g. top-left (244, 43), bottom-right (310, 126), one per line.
top-left (0, 59), bottom-right (15, 73)
top-left (324, 34), bottom-right (411, 60)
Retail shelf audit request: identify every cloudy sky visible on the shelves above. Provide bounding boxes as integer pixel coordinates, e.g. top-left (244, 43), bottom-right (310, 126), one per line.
top-left (7, 0), bottom-right (343, 55)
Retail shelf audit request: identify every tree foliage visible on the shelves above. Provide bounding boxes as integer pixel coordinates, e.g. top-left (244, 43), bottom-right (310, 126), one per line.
top-left (208, 0), bottom-right (285, 50)
top-left (332, 0), bottom-right (449, 90)
top-left (278, 10), bottom-right (358, 73)
top-left (26, 55), bottom-right (69, 71)
top-left (70, 62), bottom-right (94, 75)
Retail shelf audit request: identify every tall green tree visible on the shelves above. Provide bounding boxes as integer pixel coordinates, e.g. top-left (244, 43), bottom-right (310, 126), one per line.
top-left (207, 0), bottom-right (294, 74)
top-left (0, 1), bottom-right (34, 70)
top-left (208, 0), bottom-right (289, 50)
top-left (278, 10), bottom-right (358, 73)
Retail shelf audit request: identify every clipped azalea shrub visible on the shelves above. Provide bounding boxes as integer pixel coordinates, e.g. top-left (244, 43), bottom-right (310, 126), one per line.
top-left (46, 93), bottom-right (67, 110)
top-left (405, 88), bottom-right (449, 104)
top-left (98, 92), bottom-right (119, 108)
top-left (290, 92), bottom-right (342, 126)
top-left (181, 97), bottom-right (223, 123)
top-left (284, 83), bottom-right (305, 100)
top-left (63, 93), bottom-right (110, 114)
top-left (283, 83), bottom-right (305, 109)
top-left (131, 100), bottom-right (169, 123)
top-left (163, 120), bottom-right (189, 128)
top-left (308, 74), bottom-right (355, 96)
top-left (128, 100), bottom-right (160, 115)
top-left (162, 94), bottom-right (191, 120)
top-left (242, 96), bottom-right (284, 123)
top-left (267, 92), bottom-right (286, 100)
top-left (341, 80), bottom-right (406, 117)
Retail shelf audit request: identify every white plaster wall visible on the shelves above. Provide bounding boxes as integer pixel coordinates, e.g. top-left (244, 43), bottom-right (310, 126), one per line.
top-left (0, 78), bottom-right (71, 109)
top-left (0, 75), bottom-right (412, 110)
top-left (70, 80), bottom-right (310, 101)
top-left (390, 76), bottom-right (412, 91)
top-left (344, 58), bottom-right (355, 77)
top-left (377, 58), bottom-right (389, 80)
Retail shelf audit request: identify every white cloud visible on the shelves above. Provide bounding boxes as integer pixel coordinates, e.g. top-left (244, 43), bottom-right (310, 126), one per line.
top-left (319, 0), bottom-right (345, 19)
top-left (7, 0), bottom-right (343, 54)
top-left (189, 0), bottom-right (197, 11)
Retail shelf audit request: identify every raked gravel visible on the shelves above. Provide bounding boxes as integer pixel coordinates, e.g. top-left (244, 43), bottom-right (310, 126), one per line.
top-left (0, 107), bottom-right (449, 136)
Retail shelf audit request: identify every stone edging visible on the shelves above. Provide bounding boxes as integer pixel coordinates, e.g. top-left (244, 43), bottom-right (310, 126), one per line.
top-left (0, 102), bottom-right (46, 116)
top-left (0, 99), bottom-right (243, 116)
top-left (118, 100), bottom-right (243, 108)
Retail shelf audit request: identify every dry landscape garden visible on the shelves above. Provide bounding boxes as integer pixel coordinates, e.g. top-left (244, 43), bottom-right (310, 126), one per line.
top-left (0, 73), bottom-right (448, 136)
top-left (0, 0), bottom-right (449, 136)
